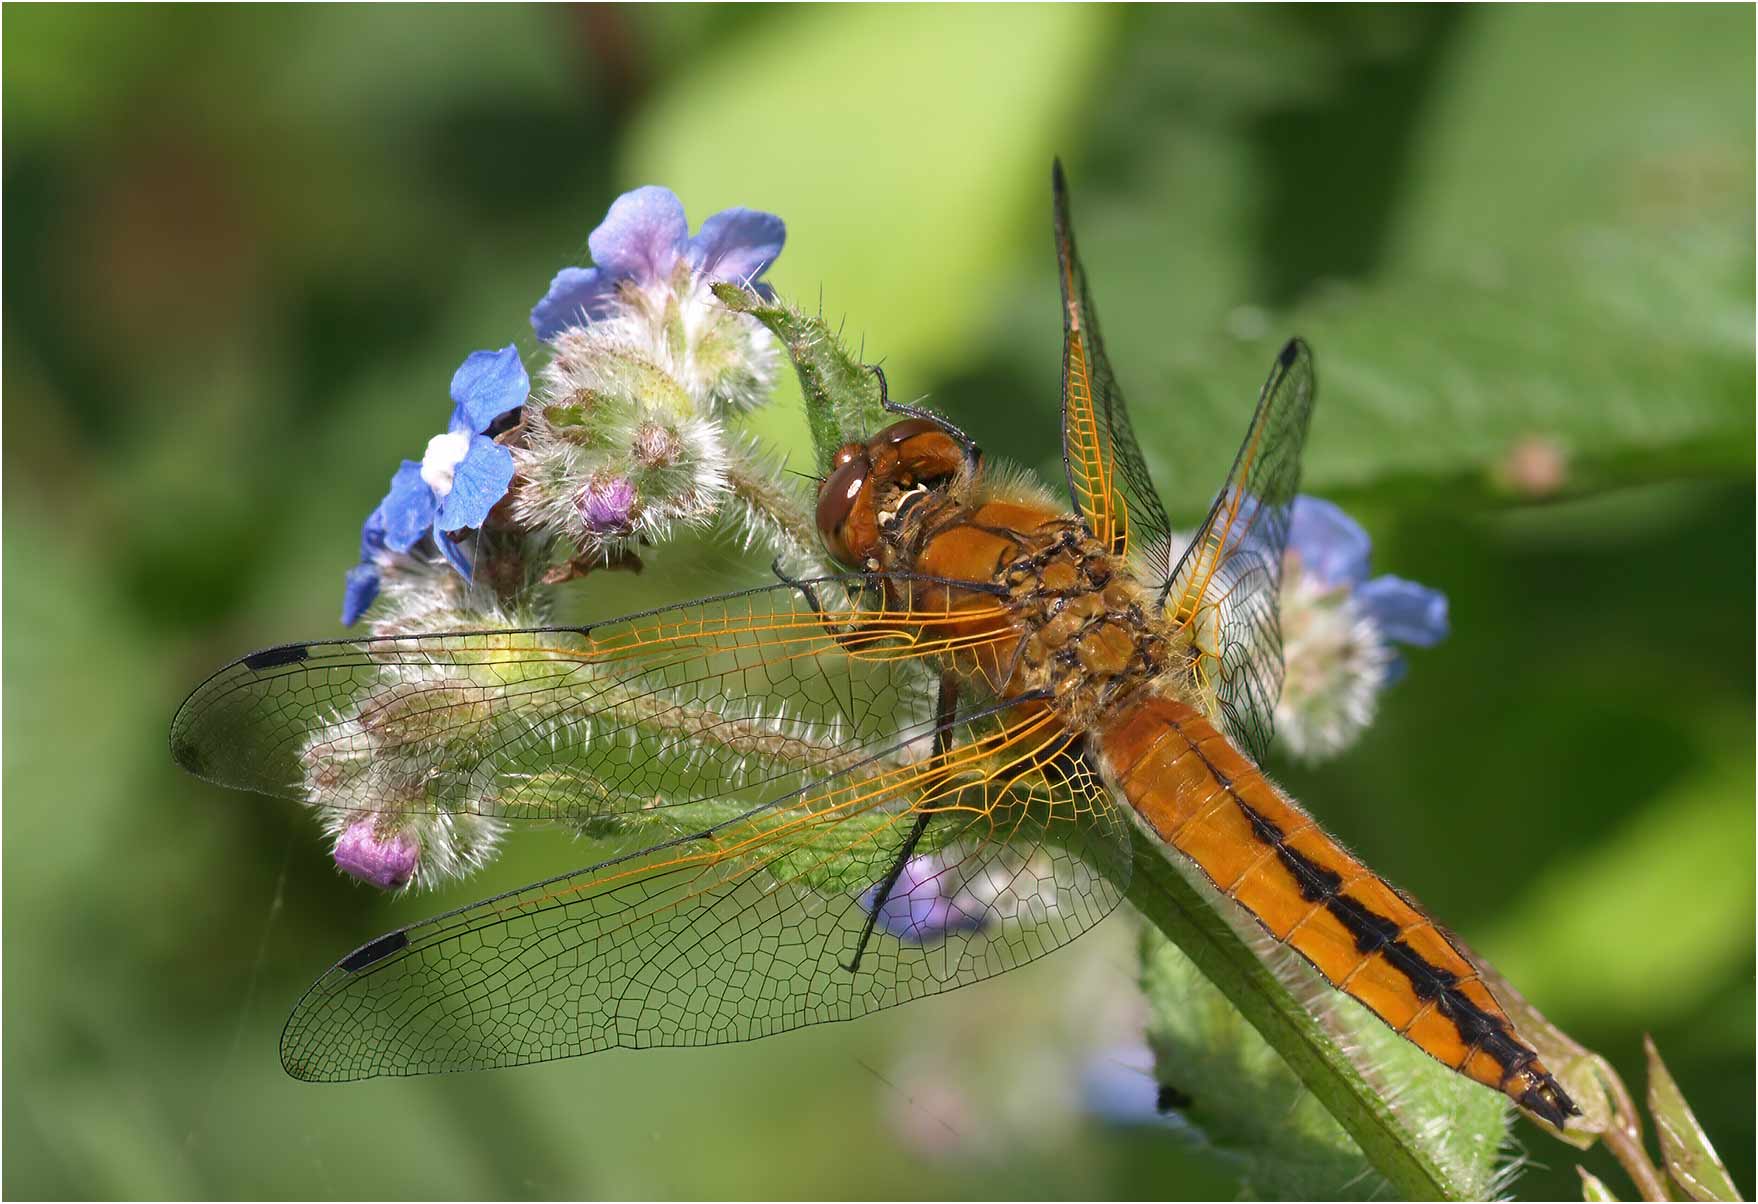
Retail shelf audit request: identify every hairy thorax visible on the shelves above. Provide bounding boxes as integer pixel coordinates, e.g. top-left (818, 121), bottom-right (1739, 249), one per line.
top-left (875, 473), bottom-right (1181, 729)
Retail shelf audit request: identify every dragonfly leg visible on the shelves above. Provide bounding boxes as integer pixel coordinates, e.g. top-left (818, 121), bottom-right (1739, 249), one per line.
top-left (869, 364), bottom-right (981, 472)
top-left (844, 670), bottom-right (961, 973)
top-left (770, 557), bottom-right (904, 655)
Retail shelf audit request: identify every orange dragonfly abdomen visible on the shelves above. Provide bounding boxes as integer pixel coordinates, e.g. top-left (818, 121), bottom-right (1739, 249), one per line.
top-left (1096, 694), bottom-right (1572, 1121)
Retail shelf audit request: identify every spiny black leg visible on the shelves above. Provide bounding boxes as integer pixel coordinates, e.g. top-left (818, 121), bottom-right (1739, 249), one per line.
top-left (772, 556), bottom-right (896, 658)
top-left (869, 364), bottom-right (981, 471)
top-left (845, 670), bottom-right (960, 973)
top-left (770, 557), bottom-right (824, 614)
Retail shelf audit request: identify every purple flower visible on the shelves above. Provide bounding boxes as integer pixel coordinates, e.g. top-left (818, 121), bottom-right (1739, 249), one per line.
top-left (1288, 496), bottom-right (1450, 680)
top-left (333, 817), bottom-right (419, 890)
top-left (576, 475), bottom-right (637, 533)
top-left (341, 345), bottom-right (529, 624)
top-left (531, 186), bottom-right (786, 340)
top-left (859, 853), bottom-right (989, 944)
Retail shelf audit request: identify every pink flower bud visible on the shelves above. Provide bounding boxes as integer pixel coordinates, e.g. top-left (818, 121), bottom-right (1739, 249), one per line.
top-left (333, 817), bottom-right (419, 890)
top-left (576, 476), bottom-right (637, 533)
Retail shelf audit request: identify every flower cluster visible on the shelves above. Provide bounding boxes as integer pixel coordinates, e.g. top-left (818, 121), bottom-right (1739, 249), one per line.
top-left (1274, 496), bottom-right (1450, 762)
top-left (513, 186), bottom-right (785, 565)
top-left (318, 185), bottom-right (794, 891)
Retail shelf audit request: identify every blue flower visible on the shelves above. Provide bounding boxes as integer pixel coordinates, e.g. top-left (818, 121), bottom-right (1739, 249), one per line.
top-left (858, 853), bottom-right (989, 944)
top-left (531, 186), bottom-right (786, 340)
top-left (341, 345), bottom-right (529, 625)
top-left (1287, 496), bottom-right (1449, 680)
top-left (1080, 1043), bottom-right (1182, 1128)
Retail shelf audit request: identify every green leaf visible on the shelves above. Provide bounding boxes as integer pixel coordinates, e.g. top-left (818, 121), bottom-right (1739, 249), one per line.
top-left (1128, 828), bottom-right (1509, 1201)
top-left (1579, 1167), bottom-right (1622, 1202)
top-left (1141, 929), bottom-right (1388, 1199)
top-left (1646, 1035), bottom-right (1743, 1202)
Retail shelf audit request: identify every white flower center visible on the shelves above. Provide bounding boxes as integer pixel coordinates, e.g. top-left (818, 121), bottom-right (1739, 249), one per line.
top-left (420, 431), bottom-right (472, 497)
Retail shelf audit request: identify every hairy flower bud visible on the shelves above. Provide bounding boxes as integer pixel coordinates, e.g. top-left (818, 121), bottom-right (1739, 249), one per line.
top-left (576, 474), bottom-right (637, 534)
top-left (332, 815), bottom-right (420, 890)
top-left (631, 420), bottom-right (682, 469)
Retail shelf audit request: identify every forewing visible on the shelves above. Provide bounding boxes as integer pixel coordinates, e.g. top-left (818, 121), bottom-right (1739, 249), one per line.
top-left (170, 577), bottom-right (1017, 830)
top-left (279, 712), bottom-right (1132, 1079)
top-left (1160, 339), bottom-right (1316, 763)
top-left (1054, 161), bottom-right (1172, 560)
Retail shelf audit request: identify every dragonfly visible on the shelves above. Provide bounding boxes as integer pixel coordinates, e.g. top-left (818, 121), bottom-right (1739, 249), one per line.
top-left (170, 163), bottom-right (1577, 1128)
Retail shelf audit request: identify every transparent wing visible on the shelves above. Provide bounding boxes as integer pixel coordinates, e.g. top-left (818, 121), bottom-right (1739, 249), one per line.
top-left (1159, 339), bottom-right (1316, 764)
top-left (170, 576), bottom-right (1021, 830)
top-left (1053, 160), bottom-right (1173, 560)
top-left (278, 710), bottom-right (1132, 1079)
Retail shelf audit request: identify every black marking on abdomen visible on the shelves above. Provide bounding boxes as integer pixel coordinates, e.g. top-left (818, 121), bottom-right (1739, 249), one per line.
top-left (1238, 801), bottom-right (1344, 905)
top-left (244, 643), bottom-right (309, 671)
top-left (1234, 801), bottom-right (1533, 1081)
top-left (1174, 724), bottom-right (1577, 1122)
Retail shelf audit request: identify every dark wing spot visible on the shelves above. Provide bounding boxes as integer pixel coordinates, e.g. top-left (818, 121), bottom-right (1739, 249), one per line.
top-left (244, 643), bottom-right (310, 671)
top-left (169, 735), bottom-right (204, 776)
top-left (339, 931), bottom-right (410, 973)
top-left (1278, 338), bottom-right (1299, 368)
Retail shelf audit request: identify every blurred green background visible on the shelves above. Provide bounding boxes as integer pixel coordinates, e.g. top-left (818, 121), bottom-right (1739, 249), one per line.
top-left (5, 5), bottom-right (1752, 1199)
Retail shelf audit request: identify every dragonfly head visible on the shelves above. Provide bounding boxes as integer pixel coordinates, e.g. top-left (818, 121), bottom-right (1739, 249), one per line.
top-left (816, 418), bottom-right (966, 567)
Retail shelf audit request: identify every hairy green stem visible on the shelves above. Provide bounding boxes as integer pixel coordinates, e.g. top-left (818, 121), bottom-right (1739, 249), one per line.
top-left (723, 445), bottom-right (822, 565)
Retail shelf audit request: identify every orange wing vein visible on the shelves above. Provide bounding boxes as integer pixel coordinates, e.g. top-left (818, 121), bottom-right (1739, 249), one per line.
top-left (1053, 160), bottom-right (1172, 562)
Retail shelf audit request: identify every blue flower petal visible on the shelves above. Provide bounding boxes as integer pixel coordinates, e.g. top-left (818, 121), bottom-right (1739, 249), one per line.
top-left (1357, 574), bottom-right (1450, 647)
top-left (530, 266), bottom-right (619, 340)
top-left (378, 461), bottom-right (438, 553)
top-left (588, 185), bottom-right (688, 283)
top-left (1382, 652), bottom-right (1409, 686)
top-left (1289, 495), bottom-right (1371, 588)
top-left (359, 500), bottom-right (389, 560)
top-left (688, 207), bottom-right (785, 284)
top-left (433, 526), bottom-right (474, 579)
top-left (434, 436), bottom-right (514, 533)
top-left (341, 563), bottom-right (381, 626)
top-left (1081, 1044), bottom-right (1176, 1128)
top-left (448, 345), bottom-right (529, 434)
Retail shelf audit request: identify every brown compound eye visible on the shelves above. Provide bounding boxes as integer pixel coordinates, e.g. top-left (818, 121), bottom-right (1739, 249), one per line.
top-left (816, 449), bottom-right (876, 566)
